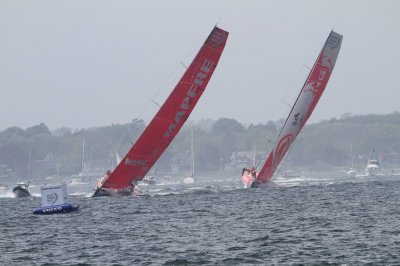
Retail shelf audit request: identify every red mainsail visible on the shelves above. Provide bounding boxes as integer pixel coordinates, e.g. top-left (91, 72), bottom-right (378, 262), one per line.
top-left (99, 26), bottom-right (228, 190)
top-left (256, 31), bottom-right (343, 182)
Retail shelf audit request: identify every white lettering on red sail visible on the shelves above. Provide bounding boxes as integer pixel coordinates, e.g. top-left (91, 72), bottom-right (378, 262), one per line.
top-left (164, 59), bottom-right (214, 138)
top-left (255, 31), bottom-right (342, 183)
top-left (99, 27), bottom-right (228, 190)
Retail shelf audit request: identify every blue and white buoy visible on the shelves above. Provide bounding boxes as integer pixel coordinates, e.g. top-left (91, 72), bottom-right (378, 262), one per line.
top-left (33, 183), bottom-right (79, 215)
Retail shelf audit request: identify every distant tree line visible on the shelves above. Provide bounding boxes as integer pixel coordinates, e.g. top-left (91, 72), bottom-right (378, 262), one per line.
top-left (1, 112), bottom-right (400, 180)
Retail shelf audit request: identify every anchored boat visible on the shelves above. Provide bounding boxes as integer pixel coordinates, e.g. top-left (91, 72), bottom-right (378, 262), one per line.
top-left (93, 26), bottom-right (229, 196)
top-left (365, 149), bottom-right (380, 176)
top-left (242, 31), bottom-right (343, 188)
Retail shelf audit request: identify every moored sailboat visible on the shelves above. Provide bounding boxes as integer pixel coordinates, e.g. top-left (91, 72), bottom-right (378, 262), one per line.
top-left (242, 31), bottom-right (343, 188)
top-left (93, 26), bottom-right (229, 196)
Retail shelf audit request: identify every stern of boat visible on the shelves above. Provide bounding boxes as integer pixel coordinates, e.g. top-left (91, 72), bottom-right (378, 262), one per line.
top-left (242, 171), bottom-right (256, 188)
top-left (92, 186), bottom-right (135, 197)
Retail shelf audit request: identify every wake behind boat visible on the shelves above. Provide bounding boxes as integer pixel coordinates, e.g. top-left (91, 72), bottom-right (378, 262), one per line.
top-left (12, 182), bottom-right (31, 198)
top-left (92, 26), bottom-right (229, 196)
top-left (242, 30), bottom-right (343, 188)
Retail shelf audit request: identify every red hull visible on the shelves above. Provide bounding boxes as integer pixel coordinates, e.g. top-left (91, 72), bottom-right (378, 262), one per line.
top-left (241, 172), bottom-right (255, 188)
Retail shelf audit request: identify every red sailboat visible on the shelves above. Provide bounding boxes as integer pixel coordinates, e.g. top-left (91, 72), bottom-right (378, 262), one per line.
top-left (242, 31), bottom-right (343, 188)
top-left (93, 26), bottom-right (228, 196)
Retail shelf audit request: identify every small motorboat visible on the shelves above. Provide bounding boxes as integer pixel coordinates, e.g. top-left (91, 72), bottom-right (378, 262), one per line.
top-left (92, 186), bottom-right (134, 197)
top-left (12, 182), bottom-right (31, 198)
top-left (33, 183), bottom-right (79, 215)
top-left (366, 159), bottom-right (380, 177)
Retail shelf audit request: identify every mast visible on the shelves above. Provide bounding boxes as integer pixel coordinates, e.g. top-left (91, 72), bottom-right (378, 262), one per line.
top-left (256, 31), bottom-right (343, 182)
top-left (350, 143), bottom-right (354, 169)
top-left (56, 152), bottom-right (59, 179)
top-left (190, 124), bottom-right (195, 178)
top-left (81, 138), bottom-right (85, 176)
top-left (27, 148), bottom-right (31, 180)
top-left (252, 147), bottom-right (256, 167)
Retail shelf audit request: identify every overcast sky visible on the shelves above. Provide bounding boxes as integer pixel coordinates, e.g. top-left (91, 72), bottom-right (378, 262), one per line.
top-left (1, 0), bottom-right (399, 131)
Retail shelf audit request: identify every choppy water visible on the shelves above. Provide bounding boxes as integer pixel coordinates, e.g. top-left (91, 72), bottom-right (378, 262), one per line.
top-left (1, 174), bottom-right (400, 265)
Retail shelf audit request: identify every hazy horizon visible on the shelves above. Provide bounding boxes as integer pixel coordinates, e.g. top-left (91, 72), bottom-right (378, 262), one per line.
top-left (1, 0), bottom-right (399, 131)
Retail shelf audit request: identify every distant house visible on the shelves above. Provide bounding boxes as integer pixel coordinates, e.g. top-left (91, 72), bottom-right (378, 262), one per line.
top-left (229, 151), bottom-right (265, 170)
top-left (80, 161), bottom-right (111, 177)
top-left (169, 152), bottom-right (191, 174)
top-left (32, 153), bottom-right (57, 171)
top-left (0, 164), bottom-right (12, 178)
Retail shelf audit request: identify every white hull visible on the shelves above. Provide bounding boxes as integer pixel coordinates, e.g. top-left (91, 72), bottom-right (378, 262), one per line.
top-left (183, 177), bottom-right (195, 184)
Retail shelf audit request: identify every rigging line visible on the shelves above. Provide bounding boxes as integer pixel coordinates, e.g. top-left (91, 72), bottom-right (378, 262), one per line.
top-left (268, 65), bottom-right (309, 126)
top-left (151, 99), bottom-right (161, 108)
top-left (266, 31), bottom-right (329, 145)
top-left (271, 32), bottom-right (334, 157)
top-left (255, 156), bottom-right (265, 170)
top-left (265, 65), bottom-right (308, 145)
top-left (180, 61), bottom-right (188, 70)
top-left (254, 138), bottom-right (273, 171)
top-left (126, 139), bottom-right (134, 146)
top-left (215, 17), bottom-right (222, 27)
top-left (282, 30), bottom-right (333, 110)
top-left (135, 42), bottom-right (202, 123)
top-left (123, 27), bottom-right (215, 147)
top-left (282, 100), bottom-right (292, 108)
top-left (126, 119), bottom-right (145, 146)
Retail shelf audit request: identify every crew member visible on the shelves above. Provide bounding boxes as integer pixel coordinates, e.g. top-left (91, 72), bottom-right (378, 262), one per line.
top-left (250, 167), bottom-right (257, 179)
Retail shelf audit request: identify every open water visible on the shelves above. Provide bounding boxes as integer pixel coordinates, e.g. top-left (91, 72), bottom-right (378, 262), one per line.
top-left (1, 174), bottom-right (400, 265)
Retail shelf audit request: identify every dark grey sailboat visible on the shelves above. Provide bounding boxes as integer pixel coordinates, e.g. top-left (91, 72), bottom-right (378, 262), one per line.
top-left (12, 182), bottom-right (31, 198)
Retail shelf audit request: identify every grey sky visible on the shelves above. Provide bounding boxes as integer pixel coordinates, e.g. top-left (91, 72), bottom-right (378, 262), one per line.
top-left (1, 0), bottom-right (399, 131)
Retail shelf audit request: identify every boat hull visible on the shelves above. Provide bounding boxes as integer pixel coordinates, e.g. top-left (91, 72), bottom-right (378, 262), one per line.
top-left (92, 187), bottom-right (133, 197)
top-left (33, 203), bottom-right (80, 215)
top-left (183, 176), bottom-right (195, 184)
top-left (12, 186), bottom-right (31, 198)
top-left (241, 172), bottom-right (258, 188)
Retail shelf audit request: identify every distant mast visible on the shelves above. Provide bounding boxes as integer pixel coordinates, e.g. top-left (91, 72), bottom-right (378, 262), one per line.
top-left (27, 148), bottom-right (31, 180)
top-left (190, 124), bottom-right (195, 178)
top-left (81, 138), bottom-right (85, 176)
